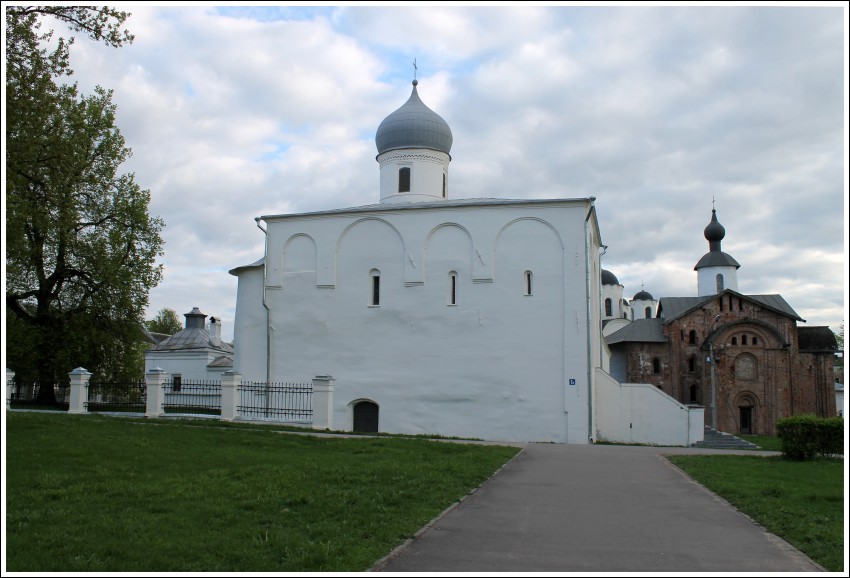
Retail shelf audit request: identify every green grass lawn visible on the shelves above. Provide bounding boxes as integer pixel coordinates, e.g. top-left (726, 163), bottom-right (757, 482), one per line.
top-left (737, 434), bottom-right (783, 451)
top-left (5, 412), bottom-right (520, 572)
top-left (667, 454), bottom-right (844, 572)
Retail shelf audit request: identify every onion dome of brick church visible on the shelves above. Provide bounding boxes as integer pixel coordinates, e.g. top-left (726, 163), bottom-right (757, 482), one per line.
top-left (633, 289), bottom-right (654, 301)
top-left (601, 269), bottom-right (620, 286)
top-left (694, 209), bottom-right (741, 270)
top-left (375, 79), bottom-right (453, 156)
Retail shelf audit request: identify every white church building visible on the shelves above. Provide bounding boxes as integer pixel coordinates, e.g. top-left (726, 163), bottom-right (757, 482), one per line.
top-left (227, 79), bottom-right (702, 444)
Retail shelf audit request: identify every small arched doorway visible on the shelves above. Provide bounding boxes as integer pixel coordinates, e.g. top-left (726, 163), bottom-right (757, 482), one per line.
top-left (734, 392), bottom-right (758, 435)
top-left (353, 400), bottom-right (379, 433)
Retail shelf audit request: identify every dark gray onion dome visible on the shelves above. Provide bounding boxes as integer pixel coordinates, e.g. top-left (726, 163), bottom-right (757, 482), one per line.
top-left (704, 209), bottom-right (726, 248)
top-left (633, 290), bottom-right (654, 301)
top-left (375, 80), bottom-right (453, 156)
top-left (694, 208), bottom-right (741, 270)
top-left (601, 269), bottom-right (620, 286)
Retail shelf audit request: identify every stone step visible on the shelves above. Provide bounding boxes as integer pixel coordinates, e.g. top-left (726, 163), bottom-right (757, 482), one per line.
top-left (693, 427), bottom-right (761, 450)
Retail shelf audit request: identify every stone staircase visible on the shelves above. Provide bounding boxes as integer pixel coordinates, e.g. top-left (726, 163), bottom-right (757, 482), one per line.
top-left (692, 426), bottom-right (760, 450)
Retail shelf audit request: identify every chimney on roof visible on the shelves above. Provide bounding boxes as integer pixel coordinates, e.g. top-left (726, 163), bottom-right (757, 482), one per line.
top-left (209, 316), bottom-right (221, 346)
top-left (184, 307), bottom-right (207, 330)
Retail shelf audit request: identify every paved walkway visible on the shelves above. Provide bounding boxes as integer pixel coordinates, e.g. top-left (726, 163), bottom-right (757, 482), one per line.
top-left (372, 443), bottom-right (824, 573)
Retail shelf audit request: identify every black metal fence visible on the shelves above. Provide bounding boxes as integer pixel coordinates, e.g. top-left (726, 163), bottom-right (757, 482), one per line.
top-left (8, 380), bottom-right (70, 411)
top-left (86, 379), bottom-right (146, 413)
top-left (238, 381), bottom-right (313, 422)
top-left (163, 379), bottom-right (222, 417)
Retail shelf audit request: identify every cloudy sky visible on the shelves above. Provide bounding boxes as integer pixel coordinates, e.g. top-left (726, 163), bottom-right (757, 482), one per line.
top-left (22, 3), bottom-right (848, 342)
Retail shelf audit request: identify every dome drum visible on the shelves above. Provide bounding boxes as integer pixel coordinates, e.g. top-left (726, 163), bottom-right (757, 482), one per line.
top-left (376, 81), bottom-right (453, 203)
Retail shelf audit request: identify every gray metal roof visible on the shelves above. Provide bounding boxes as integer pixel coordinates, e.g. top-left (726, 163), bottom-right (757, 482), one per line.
top-left (148, 327), bottom-right (234, 354)
top-left (208, 355), bottom-right (234, 368)
top-left (228, 257), bottom-right (264, 277)
top-left (259, 197), bottom-right (593, 222)
top-left (656, 291), bottom-right (803, 322)
top-left (375, 81), bottom-right (453, 156)
top-left (797, 326), bottom-right (838, 352)
top-left (694, 250), bottom-right (741, 270)
top-left (656, 297), bottom-right (705, 320)
top-left (605, 318), bottom-right (668, 345)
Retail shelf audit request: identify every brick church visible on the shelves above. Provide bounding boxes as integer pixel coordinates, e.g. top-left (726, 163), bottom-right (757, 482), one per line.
top-left (603, 208), bottom-right (837, 436)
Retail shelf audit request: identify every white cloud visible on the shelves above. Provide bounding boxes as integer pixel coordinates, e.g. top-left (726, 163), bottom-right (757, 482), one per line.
top-left (24, 4), bottom-right (845, 342)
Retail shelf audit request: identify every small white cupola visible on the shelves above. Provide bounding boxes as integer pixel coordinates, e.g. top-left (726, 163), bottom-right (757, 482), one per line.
top-left (375, 79), bottom-right (453, 204)
top-left (694, 208), bottom-right (740, 297)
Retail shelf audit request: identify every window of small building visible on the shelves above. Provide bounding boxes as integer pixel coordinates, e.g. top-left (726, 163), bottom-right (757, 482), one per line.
top-left (652, 358), bottom-right (661, 374)
top-left (398, 167), bottom-right (411, 193)
top-left (742, 335), bottom-right (748, 345)
top-left (719, 296), bottom-right (724, 311)
top-left (716, 274), bottom-right (724, 293)
top-left (605, 298), bottom-right (612, 317)
top-left (688, 356), bottom-right (696, 372)
top-left (448, 271), bottom-right (458, 305)
top-left (731, 336), bottom-right (737, 345)
top-left (680, 329), bottom-right (685, 341)
top-left (738, 298), bottom-right (743, 311)
top-left (442, 173), bottom-right (446, 197)
top-left (172, 374), bottom-right (182, 393)
top-left (644, 306), bottom-right (651, 319)
top-left (689, 330), bottom-right (698, 345)
top-left (524, 271), bottom-right (533, 296)
top-left (752, 336), bottom-right (758, 345)
top-left (370, 269), bottom-right (381, 306)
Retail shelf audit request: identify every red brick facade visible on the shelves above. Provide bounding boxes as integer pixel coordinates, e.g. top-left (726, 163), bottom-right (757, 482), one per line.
top-left (617, 294), bottom-right (836, 435)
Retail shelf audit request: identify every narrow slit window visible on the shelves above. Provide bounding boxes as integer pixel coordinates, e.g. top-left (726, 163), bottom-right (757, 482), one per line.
top-left (524, 271), bottom-right (533, 296)
top-left (689, 330), bottom-right (697, 345)
top-left (652, 358), bottom-right (661, 374)
top-left (605, 298), bottom-right (613, 317)
top-left (742, 335), bottom-right (748, 345)
top-left (370, 269), bottom-right (381, 306)
top-left (644, 306), bottom-right (651, 319)
top-left (442, 173), bottom-right (447, 197)
top-left (716, 274), bottom-right (724, 292)
top-left (448, 271), bottom-right (457, 305)
top-left (398, 167), bottom-right (411, 193)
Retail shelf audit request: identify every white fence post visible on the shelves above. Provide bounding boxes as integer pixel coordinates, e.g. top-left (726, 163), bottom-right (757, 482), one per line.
top-left (312, 375), bottom-right (335, 431)
top-left (6, 368), bottom-right (15, 411)
top-left (221, 371), bottom-right (241, 421)
top-left (68, 367), bottom-right (92, 414)
top-left (145, 368), bottom-right (168, 418)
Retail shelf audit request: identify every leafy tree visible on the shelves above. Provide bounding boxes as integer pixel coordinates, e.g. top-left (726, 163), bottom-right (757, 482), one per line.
top-left (146, 307), bottom-right (183, 336)
top-left (6, 7), bottom-right (164, 397)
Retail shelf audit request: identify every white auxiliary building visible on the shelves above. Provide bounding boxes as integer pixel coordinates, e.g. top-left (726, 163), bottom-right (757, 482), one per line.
top-left (230, 80), bottom-right (605, 443)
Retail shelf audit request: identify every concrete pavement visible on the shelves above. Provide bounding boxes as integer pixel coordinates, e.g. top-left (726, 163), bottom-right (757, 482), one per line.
top-left (371, 443), bottom-right (825, 573)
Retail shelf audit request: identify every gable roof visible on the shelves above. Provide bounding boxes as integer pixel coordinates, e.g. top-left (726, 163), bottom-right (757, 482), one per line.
top-left (605, 318), bottom-right (668, 345)
top-left (657, 290), bottom-right (803, 323)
